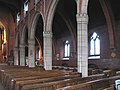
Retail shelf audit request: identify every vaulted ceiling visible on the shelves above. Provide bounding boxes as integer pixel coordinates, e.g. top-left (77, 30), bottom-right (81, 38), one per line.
top-left (0, 0), bottom-right (24, 11)
top-left (0, 0), bottom-right (24, 21)
top-left (0, 0), bottom-right (120, 30)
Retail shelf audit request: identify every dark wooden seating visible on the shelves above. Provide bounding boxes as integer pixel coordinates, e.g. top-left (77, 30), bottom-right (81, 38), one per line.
top-left (14, 74), bottom-right (80, 90)
top-left (0, 64), bottom-right (120, 90)
top-left (103, 70), bottom-right (116, 77)
top-left (0, 65), bottom-right (82, 90)
top-left (57, 75), bottom-right (120, 90)
top-left (19, 74), bottom-right (105, 90)
top-left (56, 79), bottom-right (109, 90)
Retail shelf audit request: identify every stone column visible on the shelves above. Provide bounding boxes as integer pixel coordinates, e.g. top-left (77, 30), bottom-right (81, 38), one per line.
top-left (77, 13), bottom-right (88, 77)
top-left (28, 39), bottom-right (35, 68)
top-left (43, 31), bottom-right (52, 70)
top-left (14, 47), bottom-right (19, 65)
top-left (20, 44), bottom-right (25, 66)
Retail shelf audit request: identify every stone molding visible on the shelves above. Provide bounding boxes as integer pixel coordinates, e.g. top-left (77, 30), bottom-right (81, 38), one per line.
top-left (43, 31), bottom-right (52, 38)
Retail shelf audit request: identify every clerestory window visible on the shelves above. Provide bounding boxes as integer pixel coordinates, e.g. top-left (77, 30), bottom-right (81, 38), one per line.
top-left (17, 13), bottom-right (20, 24)
top-left (24, 0), bottom-right (28, 16)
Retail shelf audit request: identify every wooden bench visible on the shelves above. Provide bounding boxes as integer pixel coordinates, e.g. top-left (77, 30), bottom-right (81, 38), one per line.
top-left (11, 71), bottom-right (80, 90)
top-left (14, 74), bottom-right (80, 90)
top-left (0, 67), bottom-right (81, 90)
top-left (0, 66), bottom-right (45, 88)
top-left (20, 74), bottom-right (105, 90)
top-left (1, 65), bottom-right (117, 90)
top-left (60, 79), bottom-right (110, 90)
top-left (103, 70), bottom-right (116, 77)
top-left (5, 70), bottom-right (64, 89)
top-left (0, 65), bottom-right (44, 84)
top-left (57, 75), bottom-right (120, 90)
top-left (103, 85), bottom-right (115, 90)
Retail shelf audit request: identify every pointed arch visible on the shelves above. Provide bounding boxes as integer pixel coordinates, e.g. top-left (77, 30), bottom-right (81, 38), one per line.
top-left (45, 0), bottom-right (60, 32)
top-left (57, 11), bottom-right (77, 52)
top-left (99, 0), bottom-right (115, 49)
top-left (30, 12), bottom-right (44, 39)
top-left (20, 25), bottom-right (28, 44)
top-left (89, 32), bottom-right (100, 59)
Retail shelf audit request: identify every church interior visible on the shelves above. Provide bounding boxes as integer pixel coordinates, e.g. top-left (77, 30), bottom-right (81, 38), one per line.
top-left (0, 0), bottom-right (120, 90)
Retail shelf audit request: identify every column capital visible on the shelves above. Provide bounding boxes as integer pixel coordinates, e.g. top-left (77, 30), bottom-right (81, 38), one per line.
top-left (76, 13), bottom-right (88, 23)
top-left (43, 31), bottom-right (52, 38)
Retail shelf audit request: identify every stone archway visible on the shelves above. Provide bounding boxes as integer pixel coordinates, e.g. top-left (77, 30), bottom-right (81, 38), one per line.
top-left (30, 12), bottom-right (44, 39)
top-left (52, 0), bottom-right (77, 68)
top-left (45, 0), bottom-right (88, 73)
top-left (19, 25), bottom-right (28, 66)
top-left (45, 0), bottom-right (89, 76)
top-left (29, 12), bottom-right (44, 68)
top-left (99, 0), bottom-right (115, 49)
top-left (43, 0), bottom-right (60, 70)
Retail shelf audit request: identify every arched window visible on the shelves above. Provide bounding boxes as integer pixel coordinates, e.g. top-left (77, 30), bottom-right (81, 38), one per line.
top-left (24, 0), bottom-right (28, 16)
top-left (17, 12), bottom-right (20, 24)
top-left (89, 32), bottom-right (100, 59)
top-left (64, 40), bottom-right (70, 58)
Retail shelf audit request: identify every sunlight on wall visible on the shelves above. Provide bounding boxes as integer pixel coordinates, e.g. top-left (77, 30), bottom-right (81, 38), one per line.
top-left (0, 21), bottom-right (7, 60)
top-left (3, 29), bottom-right (6, 44)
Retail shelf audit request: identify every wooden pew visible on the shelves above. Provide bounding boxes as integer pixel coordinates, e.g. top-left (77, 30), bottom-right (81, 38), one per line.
top-left (0, 65), bottom-right (44, 84)
top-left (2, 68), bottom-right (80, 90)
top-left (11, 71), bottom-right (80, 90)
top-left (14, 74), bottom-right (80, 90)
top-left (1, 65), bottom-right (114, 90)
top-left (5, 70), bottom-right (64, 89)
top-left (0, 65), bottom-right (45, 89)
top-left (20, 74), bottom-right (105, 90)
top-left (57, 75), bottom-right (120, 90)
top-left (103, 85), bottom-right (115, 90)
top-left (1, 65), bottom-right (120, 90)
top-left (103, 70), bottom-right (116, 77)
top-left (1, 67), bottom-right (44, 86)
top-left (57, 79), bottom-right (110, 90)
